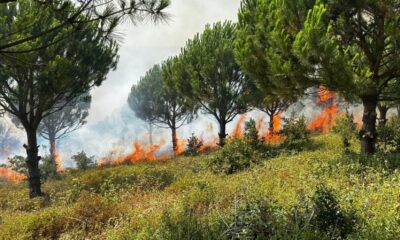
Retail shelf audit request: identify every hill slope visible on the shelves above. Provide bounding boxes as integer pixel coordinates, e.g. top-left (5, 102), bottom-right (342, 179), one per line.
top-left (0, 134), bottom-right (399, 239)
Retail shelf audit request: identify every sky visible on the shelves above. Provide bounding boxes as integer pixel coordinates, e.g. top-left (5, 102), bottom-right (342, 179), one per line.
top-left (88, 0), bottom-right (242, 123)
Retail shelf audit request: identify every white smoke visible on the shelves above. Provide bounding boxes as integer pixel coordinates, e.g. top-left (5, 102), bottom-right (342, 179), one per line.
top-left (0, 116), bottom-right (25, 163)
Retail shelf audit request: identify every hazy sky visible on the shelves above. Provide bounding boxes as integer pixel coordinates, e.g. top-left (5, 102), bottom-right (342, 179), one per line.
top-left (87, 0), bottom-right (241, 125)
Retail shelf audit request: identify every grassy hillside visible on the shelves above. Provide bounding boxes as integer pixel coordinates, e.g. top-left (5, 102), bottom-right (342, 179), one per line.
top-left (1, 134), bottom-right (400, 239)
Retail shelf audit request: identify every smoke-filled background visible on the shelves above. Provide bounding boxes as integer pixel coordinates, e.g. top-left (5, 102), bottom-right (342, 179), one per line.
top-left (0, 0), bottom-right (365, 167)
top-left (0, 0), bottom-right (243, 166)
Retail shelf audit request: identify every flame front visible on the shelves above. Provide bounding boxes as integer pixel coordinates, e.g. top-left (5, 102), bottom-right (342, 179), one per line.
top-left (174, 137), bottom-right (187, 155)
top-left (256, 117), bottom-right (265, 140)
top-left (266, 114), bottom-right (283, 143)
top-left (0, 167), bottom-right (27, 182)
top-left (354, 113), bottom-right (363, 129)
top-left (199, 138), bottom-right (219, 152)
top-left (231, 114), bottom-right (247, 139)
top-left (54, 149), bottom-right (65, 172)
top-left (309, 87), bottom-right (341, 133)
top-left (98, 140), bottom-right (166, 166)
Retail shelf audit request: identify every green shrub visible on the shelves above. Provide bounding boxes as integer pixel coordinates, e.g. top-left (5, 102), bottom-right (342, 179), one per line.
top-left (72, 151), bottom-right (96, 170)
top-left (311, 185), bottom-right (357, 239)
top-left (0, 207), bottom-right (69, 240)
top-left (348, 152), bottom-right (400, 172)
top-left (208, 138), bottom-right (259, 174)
top-left (61, 167), bottom-right (175, 202)
top-left (71, 191), bottom-right (120, 232)
top-left (7, 155), bottom-right (27, 175)
top-left (158, 205), bottom-right (222, 240)
top-left (377, 116), bottom-right (400, 153)
top-left (224, 199), bottom-right (279, 239)
top-left (280, 114), bottom-right (311, 150)
top-left (186, 133), bottom-right (204, 156)
top-left (332, 113), bottom-right (358, 152)
top-left (40, 155), bottom-right (58, 180)
top-left (244, 118), bottom-right (261, 148)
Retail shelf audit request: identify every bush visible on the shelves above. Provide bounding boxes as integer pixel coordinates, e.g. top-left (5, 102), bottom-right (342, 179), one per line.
top-left (61, 167), bottom-right (175, 202)
top-left (224, 198), bottom-right (279, 239)
top-left (186, 133), bottom-right (203, 156)
top-left (244, 118), bottom-right (261, 148)
top-left (40, 155), bottom-right (58, 180)
top-left (209, 138), bottom-right (259, 174)
top-left (280, 114), bottom-right (311, 150)
top-left (332, 113), bottom-right (358, 152)
top-left (221, 187), bottom-right (357, 240)
top-left (7, 155), bottom-right (27, 175)
top-left (71, 191), bottom-right (120, 232)
top-left (377, 116), bottom-right (400, 153)
top-left (311, 185), bottom-right (357, 239)
top-left (72, 151), bottom-right (96, 170)
top-left (158, 205), bottom-right (221, 240)
top-left (0, 207), bottom-right (69, 239)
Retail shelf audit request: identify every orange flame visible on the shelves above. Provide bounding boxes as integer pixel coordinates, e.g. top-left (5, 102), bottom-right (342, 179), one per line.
top-left (317, 87), bottom-right (336, 103)
top-left (231, 115), bottom-right (247, 139)
top-left (266, 114), bottom-right (283, 143)
top-left (309, 87), bottom-right (342, 133)
top-left (309, 105), bottom-right (340, 133)
top-left (0, 167), bottom-right (27, 182)
top-left (256, 117), bottom-right (265, 140)
top-left (174, 137), bottom-right (187, 155)
top-left (354, 113), bottom-right (363, 129)
top-left (54, 149), bottom-right (65, 172)
top-left (199, 138), bottom-right (219, 152)
top-left (98, 140), bottom-right (166, 167)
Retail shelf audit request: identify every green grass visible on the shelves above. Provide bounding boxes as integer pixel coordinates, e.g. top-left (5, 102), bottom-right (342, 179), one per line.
top-left (1, 134), bottom-right (400, 239)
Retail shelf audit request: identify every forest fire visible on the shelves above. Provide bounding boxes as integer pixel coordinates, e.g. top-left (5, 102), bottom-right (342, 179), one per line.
top-left (98, 140), bottom-right (166, 166)
top-left (0, 167), bottom-right (27, 182)
top-left (308, 87), bottom-right (341, 133)
top-left (265, 114), bottom-right (283, 142)
top-left (354, 113), bottom-right (363, 129)
top-left (175, 138), bottom-right (187, 155)
top-left (54, 149), bottom-right (65, 172)
top-left (199, 138), bottom-right (219, 152)
top-left (231, 114), bottom-right (247, 139)
top-left (256, 117), bottom-right (265, 139)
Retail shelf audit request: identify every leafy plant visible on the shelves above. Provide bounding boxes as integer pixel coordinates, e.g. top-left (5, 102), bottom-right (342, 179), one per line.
top-left (158, 205), bottom-right (221, 240)
top-left (7, 155), bottom-right (27, 175)
top-left (280, 114), bottom-right (311, 150)
top-left (244, 118), bottom-right (261, 148)
top-left (209, 138), bottom-right (259, 175)
top-left (186, 133), bottom-right (204, 156)
top-left (224, 198), bottom-right (278, 239)
top-left (332, 113), bottom-right (358, 153)
top-left (377, 116), bottom-right (400, 153)
top-left (311, 185), bottom-right (357, 239)
top-left (40, 155), bottom-right (58, 180)
top-left (72, 151), bottom-right (96, 171)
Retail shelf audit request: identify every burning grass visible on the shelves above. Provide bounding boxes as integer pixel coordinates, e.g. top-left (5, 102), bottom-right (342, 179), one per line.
top-left (0, 167), bottom-right (26, 182)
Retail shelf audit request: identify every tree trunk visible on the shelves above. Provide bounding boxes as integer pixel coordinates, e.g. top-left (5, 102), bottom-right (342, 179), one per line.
top-left (360, 96), bottom-right (378, 154)
top-left (25, 129), bottom-right (42, 198)
top-left (268, 113), bottom-right (274, 133)
top-left (49, 132), bottom-right (56, 159)
top-left (171, 126), bottom-right (177, 154)
top-left (149, 122), bottom-right (153, 145)
top-left (378, 105), bottom-right (388, 127)
top-left (218, 121), bottom-right (227, 147)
